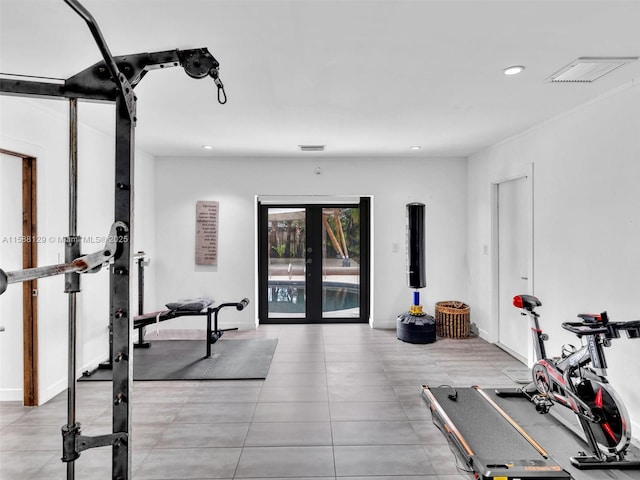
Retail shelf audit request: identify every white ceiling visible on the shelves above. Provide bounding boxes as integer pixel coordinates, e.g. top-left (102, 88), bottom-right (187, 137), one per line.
top-left (1, 0), bottom-right (639, 158)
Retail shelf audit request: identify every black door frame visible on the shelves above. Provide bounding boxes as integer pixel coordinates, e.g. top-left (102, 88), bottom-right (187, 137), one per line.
top-left (258, 197), bottom-right (370, 324)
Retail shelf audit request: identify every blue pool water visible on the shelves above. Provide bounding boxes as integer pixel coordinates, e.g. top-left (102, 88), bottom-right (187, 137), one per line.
top-left (268, 283), bottom-right (359, 314)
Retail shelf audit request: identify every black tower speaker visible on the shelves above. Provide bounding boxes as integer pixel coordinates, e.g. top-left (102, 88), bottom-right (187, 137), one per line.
top-left (406, 202), bottom-right (426, 288)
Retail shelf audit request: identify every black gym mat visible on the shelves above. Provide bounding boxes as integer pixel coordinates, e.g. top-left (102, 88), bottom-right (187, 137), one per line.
top-left (79, 339), bottom-right (278, 381)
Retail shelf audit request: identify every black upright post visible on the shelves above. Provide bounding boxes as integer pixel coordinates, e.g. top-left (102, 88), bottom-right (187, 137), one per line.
top-left (64, 98), bottom-right (81, 480)
top-left (111, 94), bottom-right (134, 479)
top-left (305, 207), bottom-right (323, 323)
top-left (137, 253), bottom-right (145, 315)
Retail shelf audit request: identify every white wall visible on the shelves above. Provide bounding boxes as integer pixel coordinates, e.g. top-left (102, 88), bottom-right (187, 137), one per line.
top-left (132, 144), bottom-right (157, 314)
top-left (467, 82), bottom-right (640, 438)
top-left (0, 96), bottom-right (155, 404)
top-left (153, 156), bottom-right (468, 330)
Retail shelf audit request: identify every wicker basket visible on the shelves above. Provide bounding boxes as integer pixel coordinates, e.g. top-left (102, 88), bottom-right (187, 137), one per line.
top-left (435, 301), bottom-right (470, 338)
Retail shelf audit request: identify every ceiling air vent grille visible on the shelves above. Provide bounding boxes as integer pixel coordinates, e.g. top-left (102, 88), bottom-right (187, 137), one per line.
top-left (547, 57), bottom-right (638, 83)
top-left (299, 145), bottom-right (326, 152)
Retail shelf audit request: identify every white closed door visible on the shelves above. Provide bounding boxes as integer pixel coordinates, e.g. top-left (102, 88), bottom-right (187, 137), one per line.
top-left (0, 152), bottom-right (24, 401)
top-left (497, 176), bottom-right (531, 364)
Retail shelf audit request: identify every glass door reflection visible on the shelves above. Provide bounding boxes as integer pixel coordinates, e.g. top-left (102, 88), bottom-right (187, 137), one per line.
top-left (267, 208), bottom-right (306, 319)
top-left (321, 207), bottom-right (360, 319)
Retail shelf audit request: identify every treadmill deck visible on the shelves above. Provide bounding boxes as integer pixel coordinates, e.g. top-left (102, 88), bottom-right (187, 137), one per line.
top-left (422, 385), bottom-right (572, 480)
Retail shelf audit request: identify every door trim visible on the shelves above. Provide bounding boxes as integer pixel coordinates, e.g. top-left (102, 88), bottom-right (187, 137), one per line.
top-left (490, 164), bottom-right (534, 359)
top-left (1, 148), bottom-right (38, 406)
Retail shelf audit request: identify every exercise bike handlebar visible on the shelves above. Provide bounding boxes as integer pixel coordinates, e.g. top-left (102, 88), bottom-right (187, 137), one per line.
top-left (562, 319), bottom-right (640, 339)
top-left (561, 321), bottom-right (609, 337)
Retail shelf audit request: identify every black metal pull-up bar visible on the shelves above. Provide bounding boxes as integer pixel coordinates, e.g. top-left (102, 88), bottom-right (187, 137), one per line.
top-left (63, 0), bottom-right (124, 89)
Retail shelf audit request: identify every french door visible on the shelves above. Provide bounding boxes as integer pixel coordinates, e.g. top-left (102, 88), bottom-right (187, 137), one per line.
top-left (258, 198), bottom-right (370, 323)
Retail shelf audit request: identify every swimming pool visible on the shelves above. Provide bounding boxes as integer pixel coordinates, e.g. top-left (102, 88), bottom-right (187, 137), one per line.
top-left (268, 281), bottom-right (359, 315)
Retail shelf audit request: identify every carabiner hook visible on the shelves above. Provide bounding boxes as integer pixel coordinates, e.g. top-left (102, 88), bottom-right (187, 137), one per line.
top-left (217, 84), bottom-right (227, 104)
top-left (210, 70), bottom-right (227, 104)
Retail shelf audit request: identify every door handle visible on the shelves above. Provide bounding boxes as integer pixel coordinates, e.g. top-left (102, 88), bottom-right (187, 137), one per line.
top-left (521, 276), bottom-right (528, 280)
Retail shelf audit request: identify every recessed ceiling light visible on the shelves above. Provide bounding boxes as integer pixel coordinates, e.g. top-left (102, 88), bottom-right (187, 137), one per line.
top-left (504, 65), bottom-right (525, 76)
top-left (202, 145), bottom-right (214, 150)
top-left (410, 146), bottom-right (422, 150)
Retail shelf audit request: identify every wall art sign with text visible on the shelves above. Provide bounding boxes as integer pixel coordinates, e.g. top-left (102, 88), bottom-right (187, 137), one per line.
top-left (195, 200), bottom-right (219, 265)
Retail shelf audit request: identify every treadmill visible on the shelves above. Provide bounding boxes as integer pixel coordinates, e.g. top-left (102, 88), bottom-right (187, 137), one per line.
top-left (422, 385), bottom-right (572, 480)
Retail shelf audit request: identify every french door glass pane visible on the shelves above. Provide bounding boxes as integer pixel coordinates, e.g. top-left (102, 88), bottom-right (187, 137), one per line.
top-left (322, 207), bottom-right (360, 318)
top-left (267, 208), bottom-right (306, 318)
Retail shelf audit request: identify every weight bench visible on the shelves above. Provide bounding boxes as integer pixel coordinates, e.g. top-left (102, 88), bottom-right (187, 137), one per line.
top-left (133, 298), bottom-right (249, 358)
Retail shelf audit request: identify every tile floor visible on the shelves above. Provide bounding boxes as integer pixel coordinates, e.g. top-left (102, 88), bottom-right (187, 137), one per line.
top-left (0, 324), bottom-right (544, 479)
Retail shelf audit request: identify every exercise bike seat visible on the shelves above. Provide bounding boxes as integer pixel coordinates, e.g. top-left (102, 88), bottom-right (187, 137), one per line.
top-left (513, 294), bottom-right (541, 312)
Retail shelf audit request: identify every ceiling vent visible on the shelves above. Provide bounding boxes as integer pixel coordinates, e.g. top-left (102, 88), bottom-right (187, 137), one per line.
top-left (547, 57), bottom-right (638, 83)
top-left (299, 145), bottom-right (326, 152)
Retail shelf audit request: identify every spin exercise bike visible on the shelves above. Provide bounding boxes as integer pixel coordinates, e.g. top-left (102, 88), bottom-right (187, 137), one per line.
top-left (497, 294), bottom-right (640, 470)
